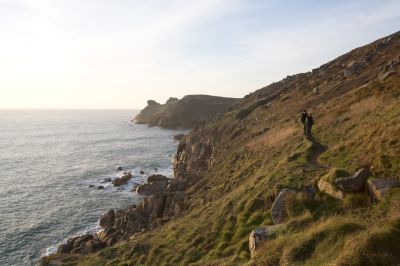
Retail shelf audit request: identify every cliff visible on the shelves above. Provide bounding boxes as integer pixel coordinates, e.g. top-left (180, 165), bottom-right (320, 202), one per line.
top-left (134, 95), bottom-right (241, 129)
top-left (42, 31), bottom-right (400, 265)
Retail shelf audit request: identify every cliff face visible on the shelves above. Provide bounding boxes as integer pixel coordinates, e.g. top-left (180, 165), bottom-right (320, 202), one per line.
top-left (134, 95), bottom-right (241, 129)
top-left (43, 32), bottom-right (400, 265)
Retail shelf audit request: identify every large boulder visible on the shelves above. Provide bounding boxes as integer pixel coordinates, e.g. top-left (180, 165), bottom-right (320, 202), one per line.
top-left (249, 225), bottom-right (281, 258)
top-left (318, 179), bottom-right (345, 200)
top-left (99, 210), bottom-right (115, 229)
top-left (367, 178), bottom-right (400, 201)
top-left (335, 168), bottom-right (370, 192)
top-left (270, 188), bottom-right (297, 224)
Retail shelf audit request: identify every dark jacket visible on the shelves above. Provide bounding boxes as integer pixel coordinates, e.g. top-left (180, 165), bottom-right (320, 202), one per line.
top-left (306, 116), bottom-right (314, 127)
top-left (301, 112), bottom-right (308, 124)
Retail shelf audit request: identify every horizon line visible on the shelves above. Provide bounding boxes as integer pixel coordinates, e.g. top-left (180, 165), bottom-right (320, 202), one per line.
top-left (0, 108), bottom-right (142, 111)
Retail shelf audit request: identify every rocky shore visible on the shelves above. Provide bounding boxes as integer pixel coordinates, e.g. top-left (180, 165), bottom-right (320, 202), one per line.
top-left (41, 169), bottom-right (193, 264)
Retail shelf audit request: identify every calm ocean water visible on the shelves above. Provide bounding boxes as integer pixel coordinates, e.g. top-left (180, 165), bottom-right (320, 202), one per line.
top-left (0, 110), bottom-right (186, 266)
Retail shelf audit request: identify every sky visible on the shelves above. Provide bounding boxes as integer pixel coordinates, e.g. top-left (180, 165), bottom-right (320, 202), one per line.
top-left (0, 0), bottom-right (399, 109)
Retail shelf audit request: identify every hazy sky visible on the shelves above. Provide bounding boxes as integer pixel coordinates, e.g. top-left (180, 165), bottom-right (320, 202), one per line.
top-left (1, 0), bottom-right (399, 109)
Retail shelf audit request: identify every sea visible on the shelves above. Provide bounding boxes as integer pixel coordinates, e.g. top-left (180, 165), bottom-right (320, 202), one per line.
top-left (0, 110), bottom-right (186, 266)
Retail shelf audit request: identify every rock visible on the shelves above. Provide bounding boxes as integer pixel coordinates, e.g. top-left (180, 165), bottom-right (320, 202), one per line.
top-left (103, 178), bottom-right (112, 183)
top-left (270, 188), bottom-right (297, 224)
top-left (84, 240), bottom-right (106, 253)
top-left (136, 182), bottom-right (168, 196)
top-left (344, 61), bottom-right (363, 78)
top-left (112, 172), bottom-right (132, 186)
top-left (117, 166), bottom-right (124, 171)
top-left (378, 70), bottom-right (396, 81)
top-left (174, 134), bottom-right (185, 142)
top-left (147, 174), bottom-right (168, 183)
top-left (97, 186), bottom-right (104, 190)
top-left (318, 179), bottom-right (344, 200)
top-left (335, 168), bottom-right (370, 192)
top-left (367, 178), bottom-right (400, 201)
top-left (57, 243), bottom-right (72, 254)
top-left (303, 185), bottom-right (317, 200)
top-left (73, 234), bottom-right (93, 249)
top-left (105, 236), bottom-right (118, 246)
top-left (100, 210), bottom-right (115, 229)
top-left (140, 171), bottom-right (145, 175)
top-left (167, 180), bottom-right (188, 192)
top-left (135, 175), bottom-right (169, 195)
top-left (89, 185), bottom-right (94, 188)
top-left (97, 227), bottom-right (117, 242)
top-left (249, 225), bottom-right (281, 258)
top-left (70, 247), bottom-right (82, 254)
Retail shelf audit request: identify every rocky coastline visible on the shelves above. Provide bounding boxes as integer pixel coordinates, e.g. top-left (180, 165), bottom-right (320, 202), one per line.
top-left (41, 151), bottom-right (196, 265)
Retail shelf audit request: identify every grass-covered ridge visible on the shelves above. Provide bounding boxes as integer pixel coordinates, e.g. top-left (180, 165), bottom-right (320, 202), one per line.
top-left (48, 32), bottom-right (400, 265)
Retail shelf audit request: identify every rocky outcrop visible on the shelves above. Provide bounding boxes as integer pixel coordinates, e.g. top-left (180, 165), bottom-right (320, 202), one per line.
top-left (335, 168), bottom-right (370, 192)
top-left (56, 234), bottom-right (106, 255)
top-left (270, 189), bottom-right (297, 224)
top-left (112, 171), bottom-right (132, 186)
top-left (134, 95), bottom-right (240, 129)
top-left (136, 175), bottom-right (169, 195)
top-left (249, 225), bottom-right (282, 258)
top-left (49, 174), bottom-right (189, 257)
top-left (368, 178), bottom-right (400, 201)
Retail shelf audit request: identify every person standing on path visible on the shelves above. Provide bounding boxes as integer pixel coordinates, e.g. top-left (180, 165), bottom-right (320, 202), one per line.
top-left (301, 110), bottom-right (308, 135)
top-left (305, 114), bottom-right (314, 137)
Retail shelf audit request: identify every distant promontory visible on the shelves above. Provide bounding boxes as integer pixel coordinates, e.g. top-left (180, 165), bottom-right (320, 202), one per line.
top-left (133, 95), bottom-right (241, 129)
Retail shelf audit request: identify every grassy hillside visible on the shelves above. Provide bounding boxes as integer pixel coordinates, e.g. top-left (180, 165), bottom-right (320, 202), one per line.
top-left (52, 32), bottom-right (400, 266)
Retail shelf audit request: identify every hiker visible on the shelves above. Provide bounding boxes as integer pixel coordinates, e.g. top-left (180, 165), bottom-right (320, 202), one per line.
top-left (300, 110), bottom-right (308, 134)
top-left (305, 114), bottom-right (314, 137)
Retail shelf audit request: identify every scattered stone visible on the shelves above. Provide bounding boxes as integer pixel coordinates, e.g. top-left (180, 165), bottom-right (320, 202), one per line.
top-left (154, 168), bottom-right (158, 172)
top-left (318, 179), bottom-right (344, 200)
top-left (367, 178), bottom-right (400, 201)
top-left (97, 186), bottom-right (105, 190)
top-left (140, 170), bottom-right (145, 175)
top-left (117, 166), bottom-right (124, 171)
top-left (335, 168), bottom-right (370, 192)
top-left (99, 210), bottom-right (115, 229)
top-left (270, 188), bottom-right (297, 224)
top-left (89, 185), bottom-right (94, 188)
top-left (103, 178), bottom-right (112, 183)
top-left (249, 225), bottom-right (281, 258)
